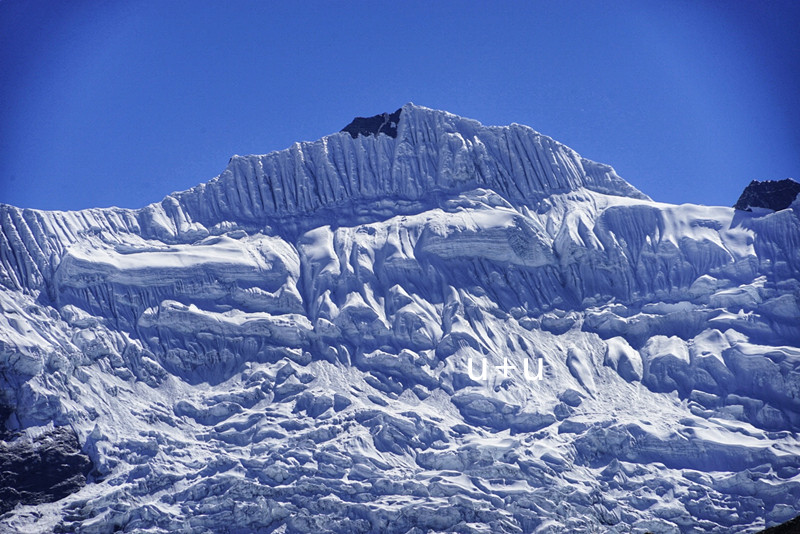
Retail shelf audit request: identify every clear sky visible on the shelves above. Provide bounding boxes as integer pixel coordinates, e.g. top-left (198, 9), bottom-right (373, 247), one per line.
top-left (1, 0), bottom-right (798, 211)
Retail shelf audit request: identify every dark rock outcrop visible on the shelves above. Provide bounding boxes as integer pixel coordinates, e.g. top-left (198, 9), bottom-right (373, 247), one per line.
top-left (0, 426), bottom-right (93, 514)
top-left (734, 178), bottom-right (800, 211)
top-left (341, 108), bottom-right (402, 138)
top-left (759, 514), bottom-right (800, 533)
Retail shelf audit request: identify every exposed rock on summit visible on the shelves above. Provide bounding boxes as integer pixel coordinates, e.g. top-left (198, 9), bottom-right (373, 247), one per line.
top-left (341, 107), bottom-right (402, 138)
top-left (734, 178), bottom-right (800, 211)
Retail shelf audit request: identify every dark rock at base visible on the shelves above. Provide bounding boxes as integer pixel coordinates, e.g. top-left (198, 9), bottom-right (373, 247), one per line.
top-left (0, 403), bottom-right (14, 441)
top-left (734, 179), bottom-right (800, 212)
top-left (759, 514), bottom-right (800, 533)
top-left (0, 426), bottom-right (93, 514)
top-left (341, 108), bottom-right (402, 139)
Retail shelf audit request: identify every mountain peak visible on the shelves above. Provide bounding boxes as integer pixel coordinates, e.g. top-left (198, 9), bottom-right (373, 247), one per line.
top-left (2, 104), bottom-right (800, 533)
top-left (164, 104), bottom-right (648, 237)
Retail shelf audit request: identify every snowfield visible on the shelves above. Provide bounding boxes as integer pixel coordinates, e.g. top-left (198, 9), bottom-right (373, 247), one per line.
top-left (1, 104), bottom-right (799, 533)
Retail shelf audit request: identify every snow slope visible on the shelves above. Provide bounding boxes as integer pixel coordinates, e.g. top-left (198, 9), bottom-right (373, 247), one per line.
top-left (1, 104), bottom-right (799, 533)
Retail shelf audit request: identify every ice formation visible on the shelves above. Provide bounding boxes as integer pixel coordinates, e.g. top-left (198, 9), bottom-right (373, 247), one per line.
top-left (1, 104), bottom-right (799, 533)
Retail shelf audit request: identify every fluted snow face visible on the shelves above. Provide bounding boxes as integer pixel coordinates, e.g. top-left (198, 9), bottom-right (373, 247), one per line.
top-left (168, 104), bottom-right (647, 230)
top-left (1, 105), bottom-right (800, 533)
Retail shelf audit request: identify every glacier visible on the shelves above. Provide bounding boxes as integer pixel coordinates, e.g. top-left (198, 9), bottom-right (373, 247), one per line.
top-left (1, 103), bottom-right (799, 533)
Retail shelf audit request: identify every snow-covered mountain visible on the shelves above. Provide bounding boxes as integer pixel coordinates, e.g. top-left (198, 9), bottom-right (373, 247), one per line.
top-left (1, 103), bottom-right (799, 533)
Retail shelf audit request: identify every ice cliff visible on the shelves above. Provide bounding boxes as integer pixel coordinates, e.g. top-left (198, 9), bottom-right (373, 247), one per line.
top-left (1, 104), bottom-right (799, 533)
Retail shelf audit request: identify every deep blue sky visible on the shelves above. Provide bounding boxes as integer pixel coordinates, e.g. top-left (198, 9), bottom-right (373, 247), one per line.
top-left (1, 1), bottom-right (798, 210)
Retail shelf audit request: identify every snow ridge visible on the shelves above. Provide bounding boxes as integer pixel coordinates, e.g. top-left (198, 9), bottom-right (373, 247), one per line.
top-left (1, 104), bottom-right (642, 291)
